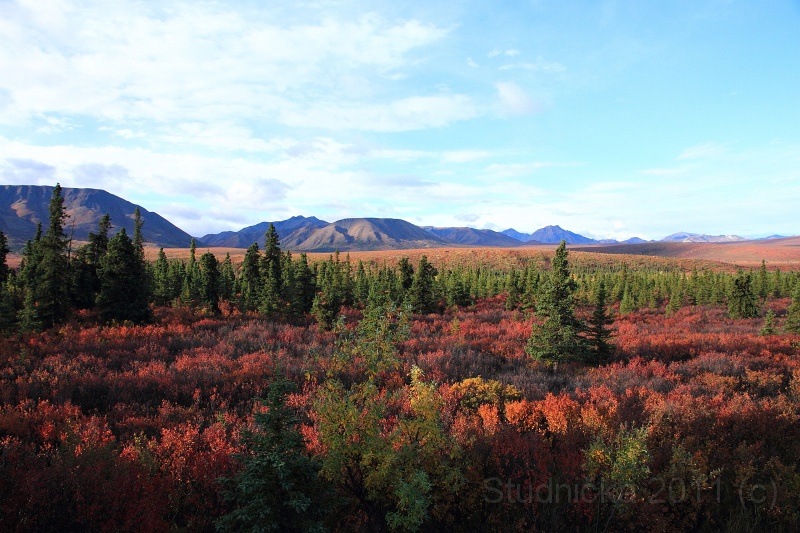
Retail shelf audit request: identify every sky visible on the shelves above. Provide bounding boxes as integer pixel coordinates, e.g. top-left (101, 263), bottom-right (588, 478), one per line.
top-left (0, 0), bottom-right (799, 241)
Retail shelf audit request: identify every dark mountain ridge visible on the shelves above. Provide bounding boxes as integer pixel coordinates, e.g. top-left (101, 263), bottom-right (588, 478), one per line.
top-left (200, 216), bottom-right (328, 248)
top-left (422, 226), bottom-right (523, 247)
top-left (0, 185), bottom-right (195, 248)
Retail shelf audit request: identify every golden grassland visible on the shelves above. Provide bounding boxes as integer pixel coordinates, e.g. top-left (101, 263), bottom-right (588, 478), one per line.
top-left (9, 238), bottom-right (795, 272)
top-left (139, 240), bottom-right (800, 273)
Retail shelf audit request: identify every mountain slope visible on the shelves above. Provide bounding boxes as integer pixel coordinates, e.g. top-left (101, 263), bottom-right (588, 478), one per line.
top-left (528, 225), bottom-right (597, 245)
top-left (661, 232), bottom-right (745, 243)
top-left (500, 228), bottom-right (532, 242)
top-left (200, 216), bottom-right (329, 248)
top-left (282, 218), bottom-right (446, 251)
top-left (0, 185), bottom-right (195, 248)
top-left (423, 226), bottom-right (523, 247)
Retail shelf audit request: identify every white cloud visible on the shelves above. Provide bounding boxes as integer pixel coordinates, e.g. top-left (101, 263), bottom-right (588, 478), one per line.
top-left (279, 94), bottom-right (478, 132)
top-left (0, 1), bottom-right (452, 132)
top-left (495, 81), bottom-right (538, 116)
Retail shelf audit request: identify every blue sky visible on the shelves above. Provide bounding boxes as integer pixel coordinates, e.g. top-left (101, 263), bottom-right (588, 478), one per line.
top-left (0, 0), bottom-right (798, 240)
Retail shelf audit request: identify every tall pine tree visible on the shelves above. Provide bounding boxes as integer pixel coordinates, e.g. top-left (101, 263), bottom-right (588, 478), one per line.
top-left (586, 279), bottom-right (614, 364)
top-left (96, 228), bottom-right (151, 323)
top-left (36, 184), bottom-right (72, 329)
top-left (525, 241), bottom-right (590, 364)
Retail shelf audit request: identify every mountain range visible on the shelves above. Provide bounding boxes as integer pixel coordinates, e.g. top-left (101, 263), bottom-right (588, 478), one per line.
top-left (0, 185), bottom-right (790, 252)
top-left (0, 185), bottom-right (194, 248)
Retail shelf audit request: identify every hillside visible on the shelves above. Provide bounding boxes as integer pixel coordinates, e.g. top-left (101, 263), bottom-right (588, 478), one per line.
top-left (0, 185), bottom-right (195, 248)
top-left (661, 231), bottom-right (745, 243)
top-left (572, 236), bottom-right (800, 268)
top-left (281, 218), bottom-right (447, 251)
top-left (200, 215), bottom-right (329, 248)
top-left (527, 225), bottom-right (597, 244)
top-left (423, 226), bottom-right (523, 247)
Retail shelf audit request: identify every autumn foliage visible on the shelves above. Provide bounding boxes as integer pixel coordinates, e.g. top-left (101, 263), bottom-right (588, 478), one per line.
top-left (0, 288), bottom-right (798, 532)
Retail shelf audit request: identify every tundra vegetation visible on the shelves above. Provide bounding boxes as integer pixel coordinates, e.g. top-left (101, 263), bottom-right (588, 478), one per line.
top-left (1, 186), bottom-right (800, 531)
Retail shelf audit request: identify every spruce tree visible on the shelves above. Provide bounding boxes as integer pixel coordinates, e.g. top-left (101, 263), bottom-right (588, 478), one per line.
top-left (396, 257), bottom-right (414, 301)
top-left (785, 283), bottom-right (800, 334)
top-left (295, 253), bottom-right (316, 314)
top-left (0, 236), bottom-right (15, 332)
top-left (96, 228), bottom-right (151, 323)
top-left (180, 239), bottom-right (201, 307)
top-left (219, 253), bottom-right (235, 303)
top-left (525, 241), bottom-right (590, 364)
top-left (0, 232), bottom-right (10, 283)
top-left (587, 279), bottom-right (614, 363)
top-left (36, 184), bottom-right (72, 328)
top-left (133, 207), bottom-right (144, 257)
top-left (410, 255), bottom-right (438, 314)
top-left (152, 248), bottom-right (171, 306)
top-left (619, 287), bottom-right (635, 315)
top-left (728, 271), bottom-right (759, 319)
top-left (239, 243), bottom-right (262, 311)
top-left (260, 224), bottom-right (282, 314)
top-left (71, 214), bottom-right (112, 309)
top-left (199, 251), bottom-right (221, 313)
top-left (666, 287), bottom-right (681, 316)
top-left (216, 377), bottom-right (333, 532)
top-left (504, 270), bottom-right (520, 310)
top-left (91, 214), bottom-right (112, 262)
top-left (760, 309), bottom-right (775, 336)
top-left (756, 260), bottom-right (769, 300)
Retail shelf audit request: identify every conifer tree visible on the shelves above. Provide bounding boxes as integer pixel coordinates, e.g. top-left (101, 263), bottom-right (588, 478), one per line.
top-left (728, 271), bottom-right (759, 319)
top-left (36, 184), bottom-right (72, 328)
top-left (199, 251), bottom-right (221, 313)
top-left (260, 224), bottom-right (282, 314)
top-left (71, 215), bottom-right (111, 310)
top-left (759, 309), bottom-right (775, 336)
top-left (280, 251), bottom-right (301, 317)
top-left (504, 270), bottom-right (520, 310)
top-left (217, 376), bottom-right (333, 532)
top-left (152, 248), bottom-right (171, 306)
top-left (180, 238), bottom-right (201, 307)
top-left (785, 283), bottom-right (800, 334)
top-left (397, 257), bottom-right (414, 301)
top-left (0, 235), bottom-right (15, 331)
top-left (619, 287), bottom-right (635, 316)
top-left (0, 232), bottom-right (10, 283)
top-left (96, 228), bottom-right (151, 323)
top-left (525, 241), bottom-right (590, 364)
top-left (239, 243), bottom-right (262, 311)
top-left (354, 260), bottom-right (369, 306)
top-left (219, 253), bottom-right (235, 303)
top-left (92, 214), bottom-right (112, 262)
top-left (295, 253), bottom-right (316, 314)
top-left (0, 277), bottom-right (16, 333)
top-left (133, 207), bottom-right (144, 258)
top-left (756, 260), bottom-right (769, 300)
top-left (666, 287), bottom-right (682, 316)
top-left (587, 279), bottom-right (614, 363)
top-left (410, 255), bottom-right (438, 314)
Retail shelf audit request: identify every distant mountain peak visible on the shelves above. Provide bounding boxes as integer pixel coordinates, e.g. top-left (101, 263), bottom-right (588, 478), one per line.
top-left (661, 232), bottom-right (745, 243)
top-left (423, 226), bottom-right (523, 247)
top-left (0, 185), bottom-right (195, 248)
top-left (529, 225), bottom-right (597, 245)
top-left (200, 215), bottom-right (330, 248)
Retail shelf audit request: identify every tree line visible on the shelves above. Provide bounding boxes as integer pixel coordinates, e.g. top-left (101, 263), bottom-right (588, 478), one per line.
top-left (2, 186), bottom-right (799, 344)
